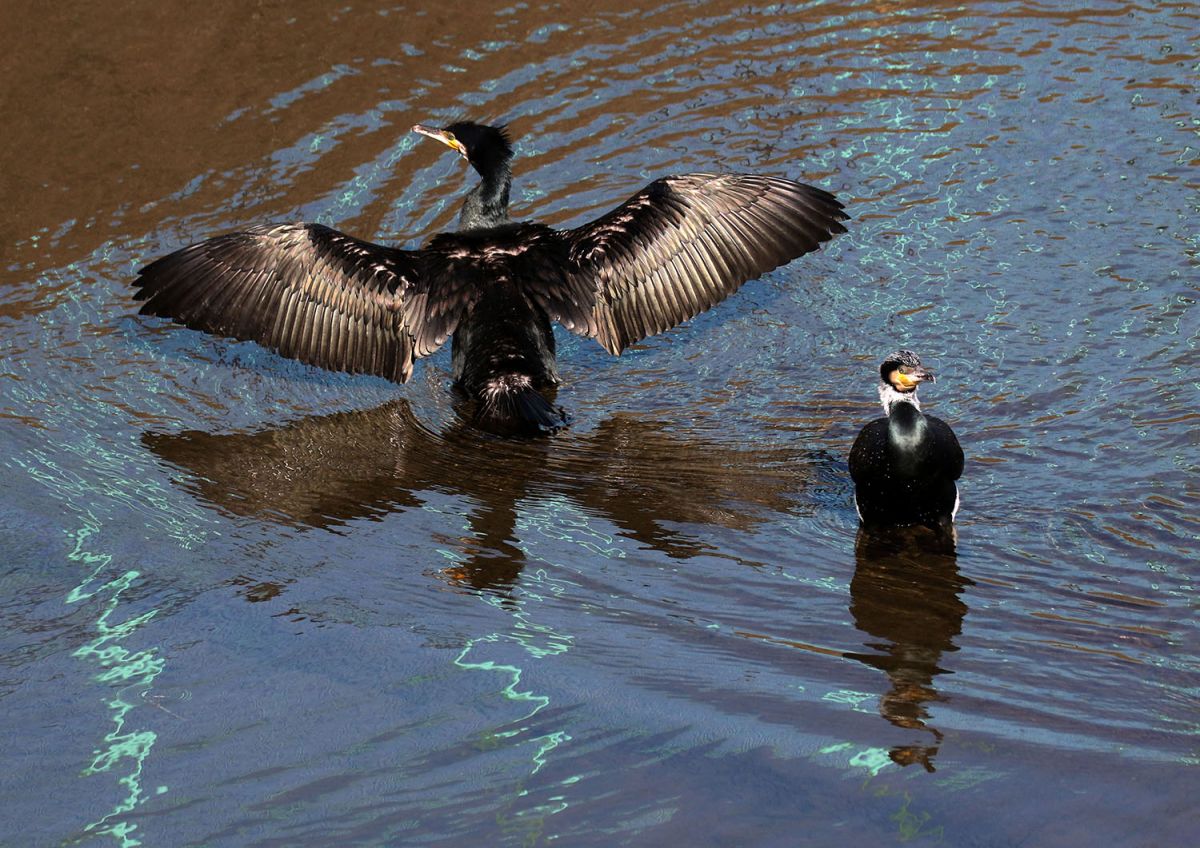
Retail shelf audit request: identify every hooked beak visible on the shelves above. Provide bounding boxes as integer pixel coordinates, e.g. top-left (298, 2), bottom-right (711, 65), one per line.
top-left (894, 366), bottom-right (935, 390)
top-left (412, 124), bottom-right (468, 159)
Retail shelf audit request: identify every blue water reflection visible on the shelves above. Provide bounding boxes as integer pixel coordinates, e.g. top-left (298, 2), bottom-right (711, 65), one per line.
top-left (0, 1), bottom-right (1196, 845)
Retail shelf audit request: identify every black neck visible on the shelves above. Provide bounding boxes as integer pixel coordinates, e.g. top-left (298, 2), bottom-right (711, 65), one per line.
top-left (887, 399), bottom-right (927, 449)
top-left (457, 163), bottom-right (512, 230)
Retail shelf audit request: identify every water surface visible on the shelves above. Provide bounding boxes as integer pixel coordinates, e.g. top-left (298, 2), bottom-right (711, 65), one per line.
top-left (1, 1), bottom-right (1197, 845)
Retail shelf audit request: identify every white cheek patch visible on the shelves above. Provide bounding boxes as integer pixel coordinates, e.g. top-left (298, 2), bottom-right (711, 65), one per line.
top-left (878, 382), bottom-right (921, 415)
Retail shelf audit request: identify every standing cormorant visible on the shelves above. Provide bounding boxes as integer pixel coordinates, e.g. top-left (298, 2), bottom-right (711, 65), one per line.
top-left (848, 351), bottom-right (963, 530)
top-left (132, 120), bottom-right (848, 434)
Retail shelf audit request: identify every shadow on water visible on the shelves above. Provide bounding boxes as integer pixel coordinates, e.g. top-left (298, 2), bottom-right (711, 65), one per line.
top-left (4, 0), bottom-right (1197, 841)
top-left (846, 526), bottom-right (970, 773)
top-left (142, 401), bottom-right (827, 594)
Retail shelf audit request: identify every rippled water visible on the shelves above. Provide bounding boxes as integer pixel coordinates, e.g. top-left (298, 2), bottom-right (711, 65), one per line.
top-left (2, 1), bottom-right (1197, 845)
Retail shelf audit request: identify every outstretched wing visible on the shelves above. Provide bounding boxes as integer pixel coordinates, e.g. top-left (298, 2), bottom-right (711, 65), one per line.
top-left (132, 223), bottom-right (467, 383)
top-left (557, 174), bottom-right (848, 354)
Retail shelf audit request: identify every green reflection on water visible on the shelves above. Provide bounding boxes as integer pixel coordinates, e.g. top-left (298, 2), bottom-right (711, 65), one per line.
top-left (12, 430), bottom-right (201, 845)
top-left (8, 252), bottom-right (217, 842)
top-left (454, 585), bottom-right (574, 773)
top-left (520, 499), bottom-right (626, 561)
top-left (65, 516), bottom-right (164, 848)
top-left (848, 747), bottom-right (893, 778)
top-left (822, 688), bottom-right (876, 711)
top-left (890, 791), bottom-right (945, 843)
top-left (451, 564), bottom-right (577, 845)
top-left (817, 742), bottom-right (893, 778)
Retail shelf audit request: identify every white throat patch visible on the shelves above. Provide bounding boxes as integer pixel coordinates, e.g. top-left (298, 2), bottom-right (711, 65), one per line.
top-left (878, 381), bottom-right (921, 415)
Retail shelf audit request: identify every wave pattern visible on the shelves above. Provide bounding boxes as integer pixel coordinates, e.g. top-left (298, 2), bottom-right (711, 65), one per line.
top-left (0, 1), bottom-right (1196, 845)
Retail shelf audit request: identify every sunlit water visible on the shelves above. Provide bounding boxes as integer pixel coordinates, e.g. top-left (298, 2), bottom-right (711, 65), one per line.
top-left (1, 1), bottom-right (1197, 845)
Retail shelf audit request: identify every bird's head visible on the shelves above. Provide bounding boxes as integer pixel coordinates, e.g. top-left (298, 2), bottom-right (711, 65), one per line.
top-left (881, 350), bottom-right (934, 391)
top-left (412, 121), bottom-right (513, 178)
top-left (878, 350), bottom-right (935, 413)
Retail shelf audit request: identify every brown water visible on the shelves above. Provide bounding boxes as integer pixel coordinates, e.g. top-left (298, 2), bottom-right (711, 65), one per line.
top-left (2, 1), bottom-right (1197, 845)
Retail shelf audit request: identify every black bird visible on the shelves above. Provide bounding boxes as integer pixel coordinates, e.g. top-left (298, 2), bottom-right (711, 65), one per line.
top-left (132, 120), bottom-right (848, 434)
top-left (848, 351), bottom-right (963, 530)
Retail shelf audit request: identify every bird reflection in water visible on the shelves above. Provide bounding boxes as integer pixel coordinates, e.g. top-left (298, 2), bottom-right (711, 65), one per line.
top-left (142, 401), bottom-right (817, 596)
top-left (846, 526), bottom-right (971, 772)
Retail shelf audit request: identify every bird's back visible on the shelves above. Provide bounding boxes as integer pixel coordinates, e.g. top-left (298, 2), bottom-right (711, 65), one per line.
top-left (425, 223), bottom-right (572, 434)
top-left (422, 222), bottom-right (567, 386)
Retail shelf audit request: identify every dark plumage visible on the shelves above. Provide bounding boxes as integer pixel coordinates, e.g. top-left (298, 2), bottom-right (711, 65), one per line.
top-left (848, 351), bottom-right (964, 530)
top-left (133, 120), bottom-right (848, 434)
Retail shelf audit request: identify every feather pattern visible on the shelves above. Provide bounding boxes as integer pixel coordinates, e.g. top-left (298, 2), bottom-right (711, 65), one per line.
top-left (556, 174), bottom-right (848, 354)
top-left (133, 223), bottom-right (432, 383)
top-left (133, 169), bottom-right (846, 394)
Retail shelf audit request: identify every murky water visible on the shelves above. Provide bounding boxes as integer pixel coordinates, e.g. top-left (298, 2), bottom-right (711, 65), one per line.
top-left (2, 1), bottom-right (1197, 845)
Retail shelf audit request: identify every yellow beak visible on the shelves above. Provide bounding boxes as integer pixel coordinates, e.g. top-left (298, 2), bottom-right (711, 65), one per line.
top-left (892, 366), bottom-right (934, 390)
top-left (412, 124), bottom-right (468, 158)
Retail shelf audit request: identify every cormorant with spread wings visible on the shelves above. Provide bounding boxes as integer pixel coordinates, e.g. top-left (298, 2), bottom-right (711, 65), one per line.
top-left (133, 120), bottom-right (847, 434)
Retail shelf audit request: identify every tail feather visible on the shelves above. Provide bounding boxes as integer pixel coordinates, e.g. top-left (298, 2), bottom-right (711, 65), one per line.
top-left (475, 375), bottom-right (570, 436)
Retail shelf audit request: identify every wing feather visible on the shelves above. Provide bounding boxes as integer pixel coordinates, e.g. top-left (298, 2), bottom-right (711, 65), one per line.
top-left (929, 416), bottom-right (965, 480)
top-left (559, 174), bottom-right (847, 354)
top-left (131, 222), bottom-right (465, 384)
